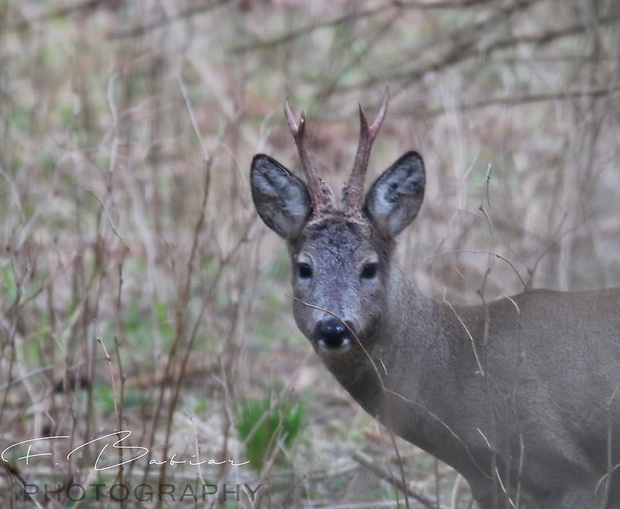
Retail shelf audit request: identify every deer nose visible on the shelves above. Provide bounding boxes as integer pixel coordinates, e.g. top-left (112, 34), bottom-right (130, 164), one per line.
top-left (314, 318), bottom-right (354, 350)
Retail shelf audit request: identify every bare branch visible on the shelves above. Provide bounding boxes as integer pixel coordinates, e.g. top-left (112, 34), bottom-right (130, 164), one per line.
top-left (229, 4), bottom-right (390, 54)
top-left (351, 450), bottom-right (450, 509)
top-left (415, 85), bottom-right (620, 118)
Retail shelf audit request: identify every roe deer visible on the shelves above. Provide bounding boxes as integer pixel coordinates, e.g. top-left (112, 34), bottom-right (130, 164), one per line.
top-left (250, 89), bottom-right (620, 509)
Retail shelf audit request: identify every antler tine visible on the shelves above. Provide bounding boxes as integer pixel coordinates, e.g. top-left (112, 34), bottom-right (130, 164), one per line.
top-left (284, 99), bottom-right (325, 218)
top-left (343, 87), bottom-right (389, 215)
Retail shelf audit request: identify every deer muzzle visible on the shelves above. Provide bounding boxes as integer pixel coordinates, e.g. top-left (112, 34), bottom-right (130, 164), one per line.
top-left (313, 317), bottom-right (356, 352)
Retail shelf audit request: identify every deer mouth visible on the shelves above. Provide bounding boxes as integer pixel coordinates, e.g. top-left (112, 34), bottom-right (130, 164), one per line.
top-left (313, 318), bottom-right (355, 352)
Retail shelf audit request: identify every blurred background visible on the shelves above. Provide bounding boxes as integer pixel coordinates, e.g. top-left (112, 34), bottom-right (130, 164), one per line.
top-left (1, 0), bottom-right (619, 507)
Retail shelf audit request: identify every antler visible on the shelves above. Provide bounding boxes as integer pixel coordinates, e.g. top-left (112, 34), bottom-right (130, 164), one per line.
top-left (342, 87), bottom-right (389, 216)
top-left (284, 100), bottom-right (332, 218)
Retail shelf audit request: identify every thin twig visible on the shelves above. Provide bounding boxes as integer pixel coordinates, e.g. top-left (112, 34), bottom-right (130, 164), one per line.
top-left (416, 85), bottom-right (620, 118)
top-left (351, 450), bottom-right (449, 509)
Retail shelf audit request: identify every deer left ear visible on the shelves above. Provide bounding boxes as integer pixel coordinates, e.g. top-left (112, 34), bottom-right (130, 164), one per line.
top-left (364, 151), bottom-right (426, 237)
top-left (251, 154), bottom-right (312, 240)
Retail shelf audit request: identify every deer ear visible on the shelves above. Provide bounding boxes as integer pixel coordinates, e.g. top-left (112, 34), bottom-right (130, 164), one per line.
top-left (251, 154), bottom-right (312, 240)
top-left (364, 151), bottom-right (426, 237)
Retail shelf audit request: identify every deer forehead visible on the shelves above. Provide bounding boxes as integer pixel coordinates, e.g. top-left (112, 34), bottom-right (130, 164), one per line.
top-left (291, 216), bottom-right (391, 264)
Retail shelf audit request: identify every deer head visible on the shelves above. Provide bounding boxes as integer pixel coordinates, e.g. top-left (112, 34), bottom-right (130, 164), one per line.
top-left (250, 90), bottom-right (425, 354)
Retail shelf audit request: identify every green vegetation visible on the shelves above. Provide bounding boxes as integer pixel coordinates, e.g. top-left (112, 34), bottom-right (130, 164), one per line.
top-left (236, 397), bottom-right (305, 471)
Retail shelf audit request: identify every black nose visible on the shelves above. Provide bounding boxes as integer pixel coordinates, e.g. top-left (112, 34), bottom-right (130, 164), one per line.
top-left (314, 318), bottom-right (354, 349)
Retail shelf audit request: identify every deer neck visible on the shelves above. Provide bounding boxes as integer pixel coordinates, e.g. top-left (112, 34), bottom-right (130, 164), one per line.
top-left (317, 269), bottom-right (461, 417)
top-left (316, 268), bottom-right (471, 457)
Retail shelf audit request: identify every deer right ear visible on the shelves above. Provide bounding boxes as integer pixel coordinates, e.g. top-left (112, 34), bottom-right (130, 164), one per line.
top-left (364, 151), bottom-right (426, 238)
top-left (251, 154), bottom-right (312, 240)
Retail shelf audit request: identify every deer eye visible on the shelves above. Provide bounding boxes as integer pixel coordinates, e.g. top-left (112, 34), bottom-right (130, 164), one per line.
top-left (297, 262), bottom-right (313, 279)
top-left (360, 262), bottom-right (378, 280)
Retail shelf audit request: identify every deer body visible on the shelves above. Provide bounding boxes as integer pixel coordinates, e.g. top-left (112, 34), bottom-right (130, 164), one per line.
top-left (250, 91), bottom-right (620, 508)
top-left (325, 276), bottom-right (620, 508)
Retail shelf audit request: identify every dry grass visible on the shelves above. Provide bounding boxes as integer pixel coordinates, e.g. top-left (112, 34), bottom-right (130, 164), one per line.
top-left (1, 1), bottom-right (619, 508)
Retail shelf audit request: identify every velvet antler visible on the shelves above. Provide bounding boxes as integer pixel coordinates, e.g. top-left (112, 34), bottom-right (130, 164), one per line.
top-left (342, 88), bottom-right (389, 216)
top-left (284, 100), bottom-right (334, 218)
